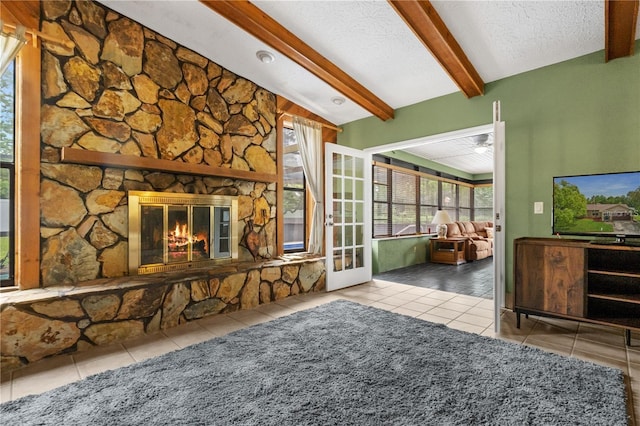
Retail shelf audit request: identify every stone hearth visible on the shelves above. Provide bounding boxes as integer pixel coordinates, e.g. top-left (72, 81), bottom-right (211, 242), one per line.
top-left (1, 257), bottom-right (325, 372)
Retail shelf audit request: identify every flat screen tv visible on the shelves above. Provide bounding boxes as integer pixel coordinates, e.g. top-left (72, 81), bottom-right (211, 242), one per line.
top-left (552, 171), bottom-right (640, 241)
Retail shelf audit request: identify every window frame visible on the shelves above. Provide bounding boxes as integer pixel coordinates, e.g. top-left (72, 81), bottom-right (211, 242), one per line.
top-left (373, 166), bottom-right (391, 237)
top-left (473, 183), bottom-right (494, 222)
top-left (11, 38), bottom-right (41, 289)
top-left (0, 165), bottom-right (15, 287)
top-left (0, 62), bottom-right (16, 287)
top-left (372, 161), bottom-right (493, 238)
top-left (281, 126), bottom-right (307, 253)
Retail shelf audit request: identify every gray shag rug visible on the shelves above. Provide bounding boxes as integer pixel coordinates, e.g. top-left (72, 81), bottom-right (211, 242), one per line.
top-left (1, 300), bottom-right (628, 425)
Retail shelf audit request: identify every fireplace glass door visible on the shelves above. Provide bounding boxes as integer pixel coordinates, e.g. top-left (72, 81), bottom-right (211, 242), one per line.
top-left (214, 207), bottom-right (231, 257)
top-left (192, 206), bottom-right (211, 261)
top-left (129, 191), bottom-right (238, 275)
top-left (140, 205), bottom-right (163, 266)
top-left (140, 205), bottom-right (230, 268)
top-left (167, 205), bottom-right (191, 264)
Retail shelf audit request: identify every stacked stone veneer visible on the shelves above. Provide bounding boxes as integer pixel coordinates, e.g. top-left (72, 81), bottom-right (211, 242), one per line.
top-left (1, 258), bottom-right (325, 371)
top-left (39, 0), bottom-right (278, 286)
top-left (0, 0), bottom-right (328, 372)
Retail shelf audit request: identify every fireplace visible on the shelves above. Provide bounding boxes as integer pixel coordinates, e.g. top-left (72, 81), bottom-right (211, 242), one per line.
top-left (128, 191), bottom-right (238, 274)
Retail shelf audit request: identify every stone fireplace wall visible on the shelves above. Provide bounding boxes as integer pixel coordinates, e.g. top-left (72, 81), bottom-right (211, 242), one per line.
top-left (1, 258), bottom-right (325, 371)
top-left (39, 0), bottom-right (278, 286)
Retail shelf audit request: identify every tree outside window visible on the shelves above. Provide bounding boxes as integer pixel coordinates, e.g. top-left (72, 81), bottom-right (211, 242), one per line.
top-left (282, 128), bottom-right (306, 251)
top-left (373, 166), bottom-right (389, 236)
top-left (474, 186), bottom-right (494, 221)
top-left (372, 163), bottom-right (493, 238)
top-left (0, 61), bottom-right (15, 285)
top-left (419, 176), bottom-right (438, 233)
top-left (391, 170), bottom-right (416, 235)
top-left (441, 182), bottom-right (457, 221)
top-left (459, 186), bottom-right (471, 221)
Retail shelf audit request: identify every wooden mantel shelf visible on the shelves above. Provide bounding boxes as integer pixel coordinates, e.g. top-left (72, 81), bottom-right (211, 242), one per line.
top-left (61, 148), bottom-right (277, 183)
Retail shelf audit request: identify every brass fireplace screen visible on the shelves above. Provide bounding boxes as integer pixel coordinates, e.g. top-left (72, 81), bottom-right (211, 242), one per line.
top-left (128, 191), bottom-right (238, 274)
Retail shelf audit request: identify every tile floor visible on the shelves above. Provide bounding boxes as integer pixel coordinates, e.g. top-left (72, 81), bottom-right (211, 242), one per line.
top-left (1, 279), bottom-right (638, 424)
top-left (374, 257), bottom-right (494, 298)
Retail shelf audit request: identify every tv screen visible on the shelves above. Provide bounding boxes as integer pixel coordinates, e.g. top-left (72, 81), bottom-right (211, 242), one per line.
top-left (553, 171), bottom-right (640, 239)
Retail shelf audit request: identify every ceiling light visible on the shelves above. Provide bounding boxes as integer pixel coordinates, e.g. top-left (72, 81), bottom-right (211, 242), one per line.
top-left (331, 96), bottom-right (345, 105)
top-left (474, 133), bottom-right (489, 144)
top-left (472, 133), bottom-right (492, 154)
top-left (256, 50), bottom-right (275, 64)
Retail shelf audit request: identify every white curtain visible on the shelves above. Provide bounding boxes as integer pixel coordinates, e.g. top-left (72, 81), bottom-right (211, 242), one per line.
top-left (0, 22), bottom-right (27, 77)
top-left (293, 117), bottom-right (324, 254)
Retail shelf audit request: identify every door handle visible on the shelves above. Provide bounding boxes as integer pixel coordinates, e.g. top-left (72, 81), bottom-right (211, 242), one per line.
top-left (325, 214), bottom-right (333, 226)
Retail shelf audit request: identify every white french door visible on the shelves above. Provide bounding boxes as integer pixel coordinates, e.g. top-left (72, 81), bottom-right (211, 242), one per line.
top-left (493, 101), bottom-right (506, 332)
top-left (324, 144), bottom-right (372, 291)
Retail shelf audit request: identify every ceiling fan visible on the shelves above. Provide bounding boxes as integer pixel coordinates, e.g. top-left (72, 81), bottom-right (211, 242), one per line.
top-left (472, 133), bottom-right (493, 154)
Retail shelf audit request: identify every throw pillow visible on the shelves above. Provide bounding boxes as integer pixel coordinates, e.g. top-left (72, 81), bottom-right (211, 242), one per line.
top-left (485, 227), bottom-right (494, 238)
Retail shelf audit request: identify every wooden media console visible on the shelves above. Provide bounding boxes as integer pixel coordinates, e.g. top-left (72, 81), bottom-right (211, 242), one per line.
top-left (514, 237), bottom-right (640, 346)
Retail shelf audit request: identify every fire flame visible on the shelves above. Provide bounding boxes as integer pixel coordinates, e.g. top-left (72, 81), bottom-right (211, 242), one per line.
top-left (174, 222), bottom-right (188, 238)
top-left (168, 221), bottom-right (191, 250)
top-left (168, 221), bottom-right (209, 254)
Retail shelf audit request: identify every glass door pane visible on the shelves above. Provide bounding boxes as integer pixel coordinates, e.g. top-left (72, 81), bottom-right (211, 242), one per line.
top-left (214, 206), bottom-right (231, 258)
top-left (325, 144), bottom-right (371, 290)
top-left (167, 205), bottom-right (190, 264)
top-left (140, 205), bottom-right (163, 266)
top-left (192, 206), bottom-right (211, 261)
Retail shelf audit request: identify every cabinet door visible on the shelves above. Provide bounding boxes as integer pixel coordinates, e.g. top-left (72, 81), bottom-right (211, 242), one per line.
top-left (515, 243), bottom-right (585, 317)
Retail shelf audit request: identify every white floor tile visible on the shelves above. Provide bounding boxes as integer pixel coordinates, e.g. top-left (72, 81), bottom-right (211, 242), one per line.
top-left (2, 283), bottom-right (637, 426)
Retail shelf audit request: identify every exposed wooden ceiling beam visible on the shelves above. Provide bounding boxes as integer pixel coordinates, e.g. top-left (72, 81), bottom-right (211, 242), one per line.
top-left (605, 0), bottom-right (639, 62)
top-left (200, 0), bottom-right (394, 121)
top-left (388, 0), bottom-right (484, 98)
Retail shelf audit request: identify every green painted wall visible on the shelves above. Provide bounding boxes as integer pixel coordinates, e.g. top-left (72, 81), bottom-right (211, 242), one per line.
top-left (342, 42), bottom-right (640, 300)
top-left (372, 236), bottom-right (432, 274)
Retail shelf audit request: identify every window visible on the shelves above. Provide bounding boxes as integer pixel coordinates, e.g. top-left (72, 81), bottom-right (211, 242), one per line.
top-left (213, 206), bottom-right (232, 258)
top-left (441, 181), bottom-right (457, 221)
top-left (419, 176), bottom-right (438, 232)
top-left (459, 186), bottom-right (471, 221)
top-left (474, 186), bottom-right (494, 221)
top-left (0, 61), bottom-right (15, 286)
top-left (282, 128), bottom-right (306, 251)
top-left (373, 166), bottom-right (390, 236)
top-left (372, 162), bottom-right (492, 238)
top-left (391, 169), bottom-right (417, 235)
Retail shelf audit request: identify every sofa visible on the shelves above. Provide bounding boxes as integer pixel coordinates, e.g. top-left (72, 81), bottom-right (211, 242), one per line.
top-left (444, 221), bottom-right (494, 261)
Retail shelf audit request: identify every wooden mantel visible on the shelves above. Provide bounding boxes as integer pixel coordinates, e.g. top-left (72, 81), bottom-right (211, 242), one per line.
top-left (61, 148), bottom-right (278, 183)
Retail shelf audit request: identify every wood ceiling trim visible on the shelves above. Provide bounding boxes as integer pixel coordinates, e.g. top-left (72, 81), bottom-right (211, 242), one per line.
top-left (388, 0), bottom-right (484, 98)
top-left (1, 1), bottom-right (40, 28)
top-left (277, 95), bottom-right (338, 142)
top-left (200, 0), bottom-right (394, 121)
top-left (605, 0), bottom-right (639, 62)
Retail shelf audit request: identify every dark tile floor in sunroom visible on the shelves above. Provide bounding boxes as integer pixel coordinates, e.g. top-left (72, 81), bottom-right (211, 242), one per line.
top-left (373, 257), bottom-right (494, 299)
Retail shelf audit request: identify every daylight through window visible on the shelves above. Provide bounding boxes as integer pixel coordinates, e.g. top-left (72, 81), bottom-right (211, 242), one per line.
top-left (0, 61), bottom-right (16, 286)
top-left (283, 128), bottom-right (306, 251)
top-left (373, 163), bottom-right (493, 238)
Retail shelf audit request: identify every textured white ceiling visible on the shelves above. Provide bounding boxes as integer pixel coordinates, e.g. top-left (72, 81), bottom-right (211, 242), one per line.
top-left (100, 0), bottom-right (639, 126)
top-left (99, 0), bottom-right (638, 174)
top-left (433, 1), bottom-right (607, 82)
top-left (402, 133), bottom-right (495, 175)
top-left (254, 0), bottom-right (459, 110)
